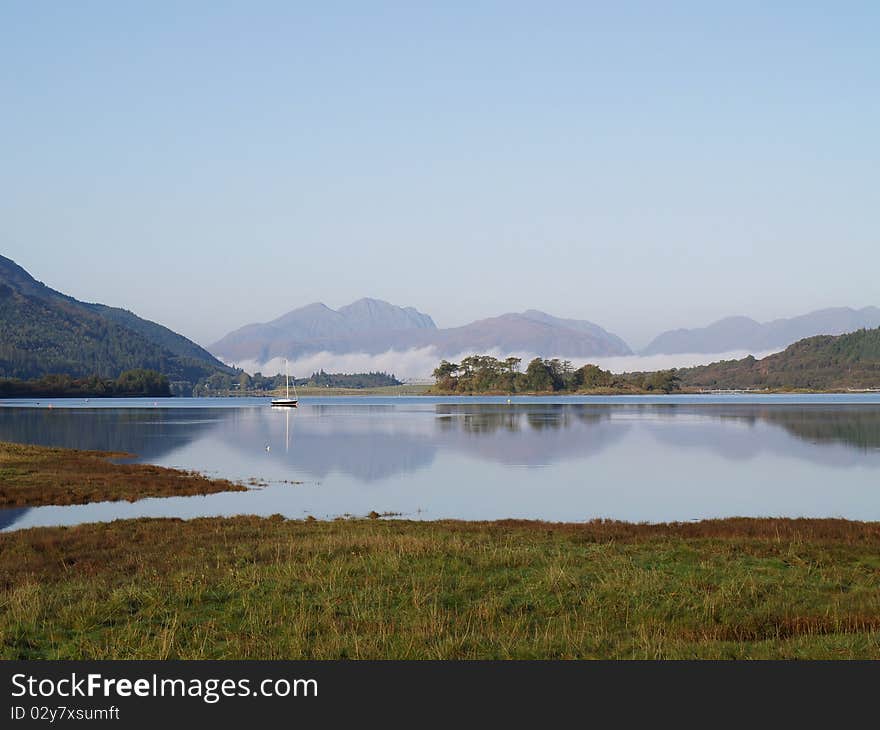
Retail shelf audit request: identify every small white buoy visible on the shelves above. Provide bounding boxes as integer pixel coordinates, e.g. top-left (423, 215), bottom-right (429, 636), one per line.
top-left (266, 445), bottom-right (271, 452)
top-left (507, 398), bottom-right (511, 405)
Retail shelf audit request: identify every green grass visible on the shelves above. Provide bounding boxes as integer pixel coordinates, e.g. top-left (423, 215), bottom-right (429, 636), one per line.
top-left (3, 516), bottom-right (880, 659)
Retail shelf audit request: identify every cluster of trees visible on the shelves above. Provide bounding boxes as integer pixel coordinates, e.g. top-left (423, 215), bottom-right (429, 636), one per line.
top-left (302, 370), bottom-right (401, 388)
top-left (0, 369), bottom-right (171, 398)
top-left (192, 371), bottom-right (254, 396)
top-left (679, 327), bottom-right (880, 390)
top-left (432, 356), bottom-right (681, 394)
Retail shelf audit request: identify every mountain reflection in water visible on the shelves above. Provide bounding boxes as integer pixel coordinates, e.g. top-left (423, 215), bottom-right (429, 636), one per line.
top-left (1, 398), bottom-right (879, 529)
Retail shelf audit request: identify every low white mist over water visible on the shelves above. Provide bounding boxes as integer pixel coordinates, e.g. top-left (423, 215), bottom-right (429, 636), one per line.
top-left (229, 348), bottom-right (782, 380)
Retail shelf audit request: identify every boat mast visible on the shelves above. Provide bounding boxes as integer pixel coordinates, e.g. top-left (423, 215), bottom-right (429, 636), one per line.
top-left (285, 359), bottom-right (290, 399)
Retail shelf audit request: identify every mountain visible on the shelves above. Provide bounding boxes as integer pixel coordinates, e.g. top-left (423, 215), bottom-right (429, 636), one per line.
top-left (642, 307), bottom-right (880, 355)
top-left (678, 327), bottom-right (880, 390)
top-left (211, 298), bottom-right (438, 363)
top-left (255, 298), bottom-right (436, 342)
top-left (0, 254), bottom-right (232, 385)
top-left (210, 301), bottom-right (632, 365)
top-left (428, 311), bottom-right (632, 358)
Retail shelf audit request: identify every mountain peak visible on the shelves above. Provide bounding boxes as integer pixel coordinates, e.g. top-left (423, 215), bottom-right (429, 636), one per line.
top-left (711, 315), bottom-right (760, 326)
top-left (345, 297), bottom-right (387, 307)
top-left (337, 298), bottom-right (436, 329)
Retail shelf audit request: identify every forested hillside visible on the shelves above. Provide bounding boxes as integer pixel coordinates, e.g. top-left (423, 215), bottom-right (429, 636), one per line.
top-left (678, 328), bottom-right (880, 390)
top-left (0, 255), bottom-right (232, 390)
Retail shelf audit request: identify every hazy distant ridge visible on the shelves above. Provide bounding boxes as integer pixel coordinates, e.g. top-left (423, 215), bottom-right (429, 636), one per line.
top-left (210, 301), bottom-right (632, 363)
top-left (642, 307), bottom-right (880, 356)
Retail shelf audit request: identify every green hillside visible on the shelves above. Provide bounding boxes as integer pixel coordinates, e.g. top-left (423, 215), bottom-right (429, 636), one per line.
top-left (679, 327), bottom-right (880, 390)
top-left (87, 302), bottom-right (221, 364)
top-left (0, 255), bottom-right (232, 389)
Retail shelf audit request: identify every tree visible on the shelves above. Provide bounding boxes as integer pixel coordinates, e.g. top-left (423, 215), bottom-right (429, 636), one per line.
top-left (524, 358), bottom-right (554, 392)
top-left (575, 364), bottom-right (614, 389)
top-left (645, 369), bottom-right (681, 393)
top-left (433, 360), bottom-right (460, 391)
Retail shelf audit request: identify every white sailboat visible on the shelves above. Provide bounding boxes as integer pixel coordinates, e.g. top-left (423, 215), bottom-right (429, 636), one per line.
top-left (271, 359), bottom-right (298, 407)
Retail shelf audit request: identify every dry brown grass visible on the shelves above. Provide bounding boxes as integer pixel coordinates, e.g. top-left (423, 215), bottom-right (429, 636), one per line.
top-left (0, 441), bottom-right (246, 507)
top-left (489, 516), bottom-right (880, 544)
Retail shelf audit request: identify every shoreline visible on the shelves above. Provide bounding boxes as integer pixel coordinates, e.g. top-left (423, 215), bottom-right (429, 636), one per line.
top-left (4, 388), bottom-right (879, 400)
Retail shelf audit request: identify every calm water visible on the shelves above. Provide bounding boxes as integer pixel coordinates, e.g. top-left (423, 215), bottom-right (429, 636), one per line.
top-left (2, 395), bottom-right (880, 530)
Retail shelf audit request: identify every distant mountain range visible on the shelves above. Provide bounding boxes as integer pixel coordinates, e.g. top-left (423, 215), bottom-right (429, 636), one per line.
top-left (642, 307), bottom-right (880, 355)
top-left (211, 299), bottom-right (880, 368)
top-left (4, 251), bottom-right (879, 383)
top-left (209, 300), bottom-right (633, 364)
top-left (0, 255), bottom-right (232, 385)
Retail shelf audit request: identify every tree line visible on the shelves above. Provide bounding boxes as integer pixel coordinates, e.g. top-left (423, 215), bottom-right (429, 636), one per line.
top-left (301, 370), bottom-right (401, 388)
top-left (0, 369), bottom-right (172, 398)
top-left (432, 356), bottom-right (681, 394)
top-left (192, 369), bottom-right (402, 395)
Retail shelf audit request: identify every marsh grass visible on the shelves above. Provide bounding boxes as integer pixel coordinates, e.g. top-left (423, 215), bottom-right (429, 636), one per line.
top-left (0, 441), bottom-right (246, 507)
top-left (2, 516), bottom-right (880, 659)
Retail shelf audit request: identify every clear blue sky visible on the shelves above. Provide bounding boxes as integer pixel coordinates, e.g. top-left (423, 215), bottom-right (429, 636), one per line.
top-left (2, 2), bottom-right (878, 348)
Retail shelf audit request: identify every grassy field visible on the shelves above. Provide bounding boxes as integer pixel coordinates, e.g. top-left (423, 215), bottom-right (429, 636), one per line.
top-left (3, 516), bottom-right (880, 659)
top-left (0, 442), bottom-right (245, 507)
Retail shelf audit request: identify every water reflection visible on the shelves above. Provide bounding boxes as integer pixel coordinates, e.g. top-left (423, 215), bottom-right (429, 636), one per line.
top-left (1, 399), bottom-right (879, 529)
top-left (435, 403), bottom-right (611, 433)
top-left (1, 403), bottom-right (878, 477)
top-left (434, 404), bottom-right (625, 466)
top-left (759, 407), bottom-right (880, 450)
top-left (0, 507), bottom-right (30, 531)
top-left (644, 406), bottom-right (880, 467)
top-left (226, 407), bottom-right (437, 482)
top-left (0, 408), bottom-right (223, 460)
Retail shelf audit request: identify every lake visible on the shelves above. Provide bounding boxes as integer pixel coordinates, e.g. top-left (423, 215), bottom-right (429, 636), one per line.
top-left (2, 394), bottom-right (880, 530)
